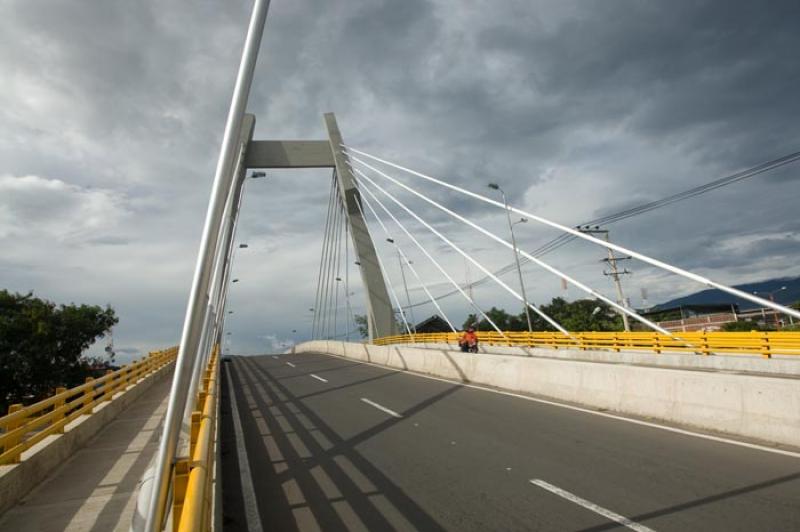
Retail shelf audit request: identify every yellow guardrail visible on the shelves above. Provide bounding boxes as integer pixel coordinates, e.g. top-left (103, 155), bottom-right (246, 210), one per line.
top-left (173, 348), bottom-right (219, 532)
top-left (374, 331), bottom-right (800, 358)
top-left (0, 346), bottom-right (178, 465)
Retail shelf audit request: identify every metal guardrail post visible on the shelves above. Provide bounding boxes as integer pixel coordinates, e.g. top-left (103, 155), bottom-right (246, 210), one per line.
top-left (84, 377), bottom-right (95, 413)
top-left (5, 404), bottom-right (23, 463)
top-left (54, 387), bottom-right (67, 433)
top-left (760, 332), bottom-right (772, 358)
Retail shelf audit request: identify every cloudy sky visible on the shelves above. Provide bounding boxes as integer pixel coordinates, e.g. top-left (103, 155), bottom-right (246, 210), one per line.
top-left (2, 0), bottom-right (799, 360)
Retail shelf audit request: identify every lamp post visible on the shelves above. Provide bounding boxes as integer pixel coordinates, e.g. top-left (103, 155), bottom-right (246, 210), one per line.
top-left (488, 183), bottom-right (533, 332)
top-left (754, 286), bottom-right (787, 329)
top-left (387, 237), bottom-right (416, 334)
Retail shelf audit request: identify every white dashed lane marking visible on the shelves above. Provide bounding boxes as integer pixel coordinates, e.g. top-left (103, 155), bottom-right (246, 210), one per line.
top-left (530, 479), bottom-right (655, 532)
top-left (360, 397), bottom-right (403, 418)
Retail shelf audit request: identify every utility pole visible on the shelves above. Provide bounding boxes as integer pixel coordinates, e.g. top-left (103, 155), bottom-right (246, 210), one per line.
top-left (579, 226), bottom-right (632, 332)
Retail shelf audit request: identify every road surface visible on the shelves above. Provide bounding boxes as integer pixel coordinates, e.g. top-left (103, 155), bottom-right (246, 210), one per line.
top-left (220, 352), bottom-right (800, 531)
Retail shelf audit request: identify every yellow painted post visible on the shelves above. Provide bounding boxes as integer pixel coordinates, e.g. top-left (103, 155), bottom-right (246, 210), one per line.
top-left (5, 404), bottom-right (24, 463)
top-left (578, 333), bottom-right (586, 351)
top-left (54, 387), bottom-right (67, 433)
top-left (760, 331), bottom-right (772, 359)
top-left (701, 331), bottom-right (710, 356)
top-left (612, 332), bottom-right (620, 352)
top-left (172, 459), bottom-right (190, 532)
top-left (653, 333), bottom-right (662, 354)
top-left (84, 377), bottom-right (95, 413)
top-left (190, 411), bottom-right (202, 456)
top-left (104, 369), bottom-right (114, 401)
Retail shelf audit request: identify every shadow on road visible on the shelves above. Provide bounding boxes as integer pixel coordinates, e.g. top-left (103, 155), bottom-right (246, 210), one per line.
top-left (221, 355), bottom-right (456, 532)
top-left (578, 471), bottom-right (800, 532)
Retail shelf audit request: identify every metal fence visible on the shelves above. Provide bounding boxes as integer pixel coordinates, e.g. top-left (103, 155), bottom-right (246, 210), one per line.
top-left (172, 347), bottom-right (220, 532)
top-left (0, 347), bottom-right (178, 465)
top-left (373, 331), bottom-right (800, 358)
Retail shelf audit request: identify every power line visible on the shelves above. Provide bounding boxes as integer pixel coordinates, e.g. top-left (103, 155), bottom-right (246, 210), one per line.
top-left (375, 148), bottom-right (800, 309)
top-left (344, 146), bottom-right (800, 322)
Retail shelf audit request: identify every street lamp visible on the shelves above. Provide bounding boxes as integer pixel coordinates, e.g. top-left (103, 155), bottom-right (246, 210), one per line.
top-left (386, 237), bottom-right (415, 332)
top-left (232, 279), bottom-right (240, 283)
top-left (754, 286), bottom-right (787, 329)
top-left (488, 182), bottom-right (533, 332)
top-left (251, 171), bottom-right (267, 178)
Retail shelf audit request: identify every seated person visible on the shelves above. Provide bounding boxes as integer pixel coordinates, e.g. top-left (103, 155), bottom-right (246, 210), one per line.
top-left (458, 327), bottom-right (478, 352)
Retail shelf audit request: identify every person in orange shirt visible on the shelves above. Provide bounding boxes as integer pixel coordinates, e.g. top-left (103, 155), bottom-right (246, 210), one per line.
top-left (459, 326), bottom-right (478, 353)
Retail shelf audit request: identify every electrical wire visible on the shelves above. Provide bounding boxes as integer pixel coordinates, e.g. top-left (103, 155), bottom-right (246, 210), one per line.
top-left (345, 147), bottom-right (800, 321)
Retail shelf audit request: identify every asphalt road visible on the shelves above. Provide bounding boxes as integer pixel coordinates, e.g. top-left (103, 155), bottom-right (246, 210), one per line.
top-left (220, 352), bottom-right (800, 532)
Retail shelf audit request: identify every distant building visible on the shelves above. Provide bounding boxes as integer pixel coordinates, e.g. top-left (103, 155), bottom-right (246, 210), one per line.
top-left (638, 304), bottom-right (739, 332)
top-left (413, 315), bottom-right (452, 333)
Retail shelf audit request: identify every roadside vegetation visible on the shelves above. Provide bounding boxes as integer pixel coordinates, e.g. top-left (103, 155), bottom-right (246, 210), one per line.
top-left (0, 290), bottom-right (117, 412)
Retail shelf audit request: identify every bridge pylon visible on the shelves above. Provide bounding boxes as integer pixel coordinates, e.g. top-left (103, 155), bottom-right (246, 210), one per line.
top-left (242, 113), bottom-right (398, 340)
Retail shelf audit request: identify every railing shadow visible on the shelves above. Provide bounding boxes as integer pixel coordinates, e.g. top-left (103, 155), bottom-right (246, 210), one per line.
top-left (221, 355), bottom-right (455, 531)
top-left (0, 374), bottom-right (171, 531)
top-left (577, 471), bottom-right (800, 532)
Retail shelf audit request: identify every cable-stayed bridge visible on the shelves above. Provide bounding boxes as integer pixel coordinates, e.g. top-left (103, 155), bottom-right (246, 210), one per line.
top-left (1, 2), bottom-right (799, 531)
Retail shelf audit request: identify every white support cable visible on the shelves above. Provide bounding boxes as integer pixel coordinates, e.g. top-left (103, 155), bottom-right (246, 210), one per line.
top-left (353, 167), bottom-right (570, 336)
top-left (349, 157), bottom-right (675, 337)
top-left (328, 189), bottom-right (345, 339)
top-left (356, 176), bottom-right (505, 335)
top-left (312, 174), bottom-right (337, 338)
top-left (322, 185), bottom-right (341, 339)
top-left (359, 189), bottom-right (458, 333)
top-left (344, 146), bottom-right (800, 322)
top-left (344, 222), bottom-right (356, 342)
top-left (350, 190), bottom-right (413, 337)
top-left (333, 199), bottom-right (344, 339)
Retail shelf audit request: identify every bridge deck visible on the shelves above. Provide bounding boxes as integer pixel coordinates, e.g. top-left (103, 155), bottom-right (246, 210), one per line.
top-left (221, 352), bottom-right (799, 532)
top-left (0, 373), bottom-right (171, 532)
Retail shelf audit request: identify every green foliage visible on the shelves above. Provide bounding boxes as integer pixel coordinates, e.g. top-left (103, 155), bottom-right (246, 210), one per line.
top-left (354, 314), bottom-right (369, 339)
top-left (353, 313), bottom-right (405, 339)
top-left (462, 298), bottom-right (624, 332)
top-left (0, 290), bottom-right (117, 410)
top-left (721, 320), bottom-right (764, 332)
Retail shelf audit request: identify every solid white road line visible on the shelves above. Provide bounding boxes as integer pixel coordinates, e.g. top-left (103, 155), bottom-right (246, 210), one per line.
top-left (226, 365), bottom-right (264, 532)
top-left (334, 355), bottom-right (800, 459)
top-left (286, 362), bottom-right (296, 368)
top-left (530, 479), bottom-right (655, 532)
top-left (360, 397), bottom-right (403, 418)
top-left (310, 373), bottom-right (328, 383)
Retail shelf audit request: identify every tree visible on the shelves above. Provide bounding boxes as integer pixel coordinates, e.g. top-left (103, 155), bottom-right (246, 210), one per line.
top-left (354, 314), bottom-right (369, 339)
top-left (0, 290), bottom-right (117, 411)
top-left (542, 297), bottom-right (624, 332)
top-left (460, 297), bottom-right (624, 334)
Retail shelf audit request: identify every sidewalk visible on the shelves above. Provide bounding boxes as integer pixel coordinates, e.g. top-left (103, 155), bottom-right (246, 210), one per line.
top-left (0, 374), bottom-right (172, 532)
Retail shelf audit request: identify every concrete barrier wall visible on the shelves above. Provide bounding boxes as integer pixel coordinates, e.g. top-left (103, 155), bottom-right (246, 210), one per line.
top-left (0, 362), bottom-right (174, 516)
top-left (294, 341), bottom-right (800, 448)
top-left (406, 342), bottom-right (800, 377)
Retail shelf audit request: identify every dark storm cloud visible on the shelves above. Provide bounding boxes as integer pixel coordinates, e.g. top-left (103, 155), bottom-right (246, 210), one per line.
top-left (1, 0), bottom-right (799, 355)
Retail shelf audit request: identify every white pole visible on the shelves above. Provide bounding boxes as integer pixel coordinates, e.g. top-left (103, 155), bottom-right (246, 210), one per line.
top-left (144, 2), bottom-right (271, 530)
top-left (344, 147), bottom-right (800, 322)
